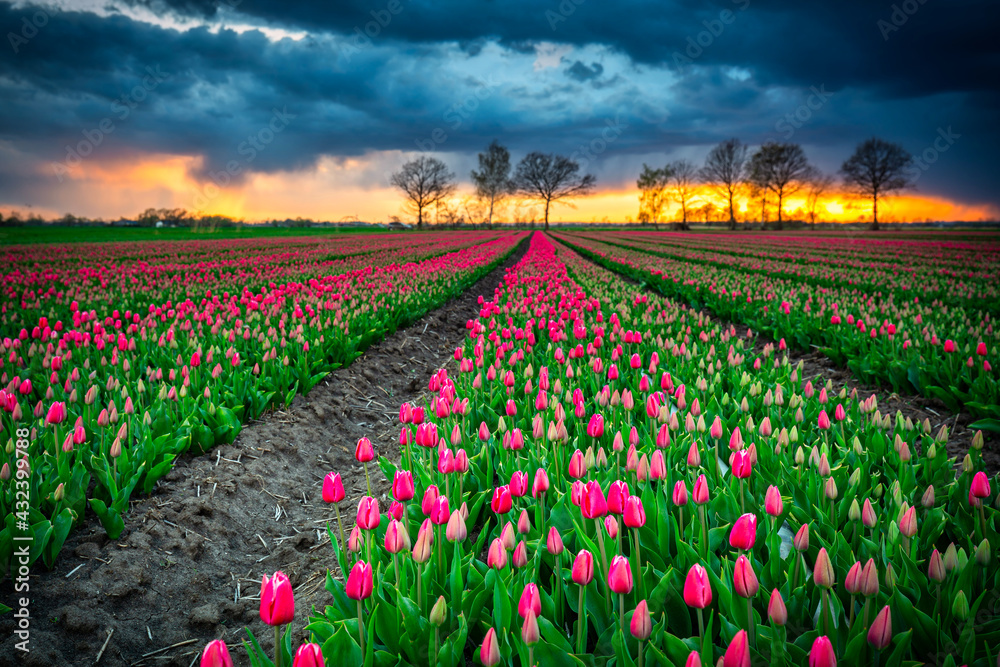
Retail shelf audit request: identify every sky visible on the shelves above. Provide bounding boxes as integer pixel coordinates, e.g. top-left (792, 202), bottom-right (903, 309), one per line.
top-left (1, 0), bottom-right (999, 223)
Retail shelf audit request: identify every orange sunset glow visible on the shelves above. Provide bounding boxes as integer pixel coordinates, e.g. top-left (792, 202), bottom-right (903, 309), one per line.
top-left (6, 153), bottom-right (997, 225)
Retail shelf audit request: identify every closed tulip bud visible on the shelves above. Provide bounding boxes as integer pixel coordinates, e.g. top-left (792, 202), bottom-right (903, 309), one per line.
top-left (943, 543), bottom-right (958, 572)
top-left (733, 555), bottom-right (759, 598)
top-left (971, 471), bottom-right (991, 499)
top-left (898, 506), bottom-right (917, 537)
top-left (683, 563), bottom-right (712, 608)
top-left (692, 474), bottom-right (710, 505)
top-left (200, 640), bottom-right (234, 667)
top-left (608, 554), bottom-right (633, 594)
top-left (768, 589), bottom-right (787, 625)
top-left (604, 515), bottom-right (619, 539)
top-left (860, 498), bottom-right (877, 527)
top-left (673, 481), bottom-right (689, 506)
top-left (765, 485), bottom-right (783, 517)
top-left (412, 520), bottom-right (433, 563)
top-left (382, 519), bottom-right (405, 553)
top-left (868, 605), bottom-right (892, 649)
top-left (547, 526), bottom-right (564, 555)
top-left (487, 538), bottom-right (507, 569)
top-left (636, 454), bottom-right (650, 481)
top-left (292, 643), bottom-right (324, 667)
top-left (623, 496), bottom-right (646, 528)
top-left (607, 480), bottom-right (630, 514)
top-left (927, 549), bottom-right (946, 582)
top-left (844, 561), bottom-right (862, 594)
top-left (809, 636), bottom-right (836, 667)
top-left (348, 525), bottom-right (362, 554)
top-left (446, 509), bottom-right (467, 542)
top-left (883, 561), bottom-right (896, 591)
top-left (972, 429), bottom-right (984, 450)
top-left (963, 454), bottom-right (974, 473)
top-left (631, 599), bottom-right (652, 641)
top-left (521, 608), bottom-right (540, 645)
top-left (480, 627), bottom-right (500, 667)
top-left (518, 583), bottom-right (542, 619)
top-left (824, 477), bottom-right (838, 501)
top-left (813, 547), bottom-right (835, 588)
top-left (723, 630), bottom-right (750, 667)
top-left (500, 521), bottom-right (516, 550)
top-left (860, 559), bottom-right (879, 597)
top-left (568, 449), bottom-right (586, 479)
top-left (323, 472), bottom-right (346, 503)
top-left (582, 480), bottom-right (608, 519)
top-left (353, 436), bottom-right (374, 463)
top-left (429, 595), bottom-right (447, 627)
top-left (729, 513), bottom-right (757, 550)
top-left (509, 470), bottom-right (528, 498)
top-left (650, 450), bottom-right (667, 480)
top-left (260, 571), bottom-right (295, 625)
top-left (573, 549), bottom-right (595, 585)
top-left (45, 401), bottom-right (66, 425)
top-left (357, 496), bottom-right (381, 530)
top-left (946, 590), bottom-right (971, 622)
top-left (975, 538), bottom-right (991, 566)
top-left (685, 652), bottom-right (702, 667)
top-left (532, 468), bottom-right (550, 497)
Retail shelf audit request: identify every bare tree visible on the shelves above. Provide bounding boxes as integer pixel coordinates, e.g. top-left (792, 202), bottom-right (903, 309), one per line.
top-left (746, 151), bottom-right (771, 230)
top-left (751, 142), bottom-right (812, 230)
top-left (513, 152), bottom-right (596, 230)
top-left (470, 140), bottom-right (513, 229)
top-left (840, 137), bottom-right (914, 231)
top-left (667, 159), bottom-right (699, 230)
top-left (636, 163), bottom-right (672, 229)
top-left (390, 156), bottom-right (456, 228)
top-left (805, 171), bottom-right (836, 225)
top-left (699, 138), bottom-right (748, 230)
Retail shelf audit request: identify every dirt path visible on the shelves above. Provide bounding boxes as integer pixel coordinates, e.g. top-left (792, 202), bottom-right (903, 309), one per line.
top-left (0, 239), bottom-right (528, 667)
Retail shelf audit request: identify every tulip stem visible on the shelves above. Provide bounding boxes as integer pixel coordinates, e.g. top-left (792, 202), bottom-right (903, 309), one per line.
top-left (555, 557), bottom-right (563, 630)
top-left (739, 479), bottom-right (745, 514)
top-left (632, 528), bottom-right (644, 602)
top-left (576, 585), bottom-right (587, 654)
top-left (792, 553), bottom-right (800, 589)
top-left (432, 627), bottom-right (440, 667)
top-left (848, 594), bottom-right (855, 627)
top-left (697, 607), bottom-right (705, 643)
top-left (747, 596), bottom-right (755, 648)
top-left (363, 461), bottom-right (372, 498)
top-left (698, 506), bottom-right (708, 559)
top-left (637, 640), bottom-right (644, 667)
top-left (619, 592), bottom-right (625, 636)
top-left (417, 563), bottom-right (423, 615)
top-left (979, 503), bottom-right (987, 542)
top-left (274, 625), bottom-right (282, 667)
top-left (595, 519), bottom-right (610, 614)
top-left (334, 504), bottom-right (346, 555)
top-left (822, 589), bottom-right (831, 637)
top-left (357, 599), bottom-right (366, 658)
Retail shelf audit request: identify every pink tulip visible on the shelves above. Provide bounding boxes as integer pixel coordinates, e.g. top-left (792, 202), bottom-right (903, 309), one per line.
top-left (356, 496), bottom-right (381, 530)
top-left (723, 630), bottom-right (750, 667)
top-left (768, 589), bottom-right (787, 625)
top-left (868, 605), bottom-right (892, 649)
top-left (729, 513), bottom-right (757, 550)
top-left (673, 481), bottom-right (689, 506)
top-left (532, 468), bottom-right (550, 497)
top-left (345, 560), bottom-right (374, 600)
top-left (481, 628), bottom-right (500, 666)
top-left (692, 474), bottom-right (710, 504)
top-left (292, 643), bottom-right (325, 667)
top-left (200, 640), bottom-right (234, 667)
top-left (572, 550), bottom-right (594, 585)
top-left (809, 636), bottom-right (837, 667)
top-left (607, 480), bottom-right (630, 514)
top-left (630, 599), bottom-right (651, 640)
top-left (683, 564), bottom-right (712, 608)
top-left (260, 571), bottom-right (295, 625)
top-left (491, 485), bottom-right (513, 514)
top-left (581, 480), bottom-right (608, 519)
top-left (765, 485), bottom-right (783, 517)
top-left (487, 538), bottom-right (508, 570)
top-left (547, 526), bottom-right (564, 555)
top-left (733, 555), bottom-right (759, 598)
top-left (392, 470), bottom-right (414, 502)
top-left (607, 554), bottom-right (633, 594)
top-left (322, 472), bottom-right (345, 503)
top-left (518, 583), bottom-right (542, 619)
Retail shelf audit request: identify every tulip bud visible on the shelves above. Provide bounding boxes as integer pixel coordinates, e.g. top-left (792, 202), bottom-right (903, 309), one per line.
top-left (729, 513), bottom-right (757, 550)
top-left (518, 583), bottom-right (541, 619)
top-left (867, 605), bottom-right (892, 650)
top-left (547, 527), bottom-right (564, 555)
top-left (813, 548), bottom-right (835, 588)
top-left (572, 549), bottom-right (595, 585)
top-left (200, 640), bottom-right (234, 667)
top-left (480, 628), bottom-right (500, 667)
top-left (928, 549), bottom-right (946, 582)
top-left (683, 564), bottom-right (712, 609)
top-left (630, 599), bottom-right (652, 641)
top-left (768, 589), bottom-right (787, 626)
top-left (723, 630), bottom-right (750, 667)
top-left (809, 636), bottom-right (837, 667)
top-left (975, 538), bottom-right (991, 566)
top-left (860, 559), bottom-right (879, 597)
top-left (794, 523), bottom-right (809, 552)
top-left (884, 562), bottom-right (896, 591)
top-left (733, 555), bottom-right (759, 598)
top-left (425, 595), bottom-right (447, 628)
top-left (487, 538), bottom-right (507, 570)
top-left (765, 485), bottom-right (783, 517)
top-left (260, 571), bottom-right (295, 625)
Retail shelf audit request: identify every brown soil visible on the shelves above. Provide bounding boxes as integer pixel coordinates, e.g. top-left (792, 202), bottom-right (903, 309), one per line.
top-left (0, 239), bottom-right (528, 667)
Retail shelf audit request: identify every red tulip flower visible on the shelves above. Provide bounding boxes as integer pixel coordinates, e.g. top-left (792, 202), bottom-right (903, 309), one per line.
top-left (730, 450), bottom-right (753, 479)
top-left (723, 630), bottom-right (750, 667)
top-left (292, 643), bottom-right (325, 667)
top-left (518, 582), bottom-right (542, 619)
top-left (572, 549), bottom-right (595, 585)
top-left (607, 480), bottom-right (630, 514)
top-left (322, 472), bottom-right (345, 503)
top-left (623, 495), bottom-right (646, 528)
top-left (345, 560), bottom-right (374, 600)
top-left (510, 471), bottom-right (529, 498)
top-left (392, 470), bottom-right (414, 502)
top-left (200, 640), bottom-right (233, 667)
top-left (683, 564), bottom-right (712, 608)
top-left (607, 554), bottom-right (633, 594)
top-left (355, 437), bottom-right (374, 463)
top-left (491, 485), bottom-right (513, 514)
top-left (260, 571), bottom-right (295, 625)
top-left (356, 496), bottom-right (381, 530)
top-left (582, 480), bottom-right (608, 519)
top-left (729, 513), bottom-right (757, 550)
top-left (809, 636), bottom-right (837, 667)
top-left (45, 401), bottom-right (66, 425)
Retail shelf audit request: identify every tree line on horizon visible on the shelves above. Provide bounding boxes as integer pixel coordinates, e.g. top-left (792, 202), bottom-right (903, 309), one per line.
top-left (390, 136), bottom-right (918, 231)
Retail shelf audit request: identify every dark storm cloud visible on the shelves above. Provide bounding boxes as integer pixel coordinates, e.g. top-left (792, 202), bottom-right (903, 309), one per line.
top-left (1, 0), bottom-right (998, 210)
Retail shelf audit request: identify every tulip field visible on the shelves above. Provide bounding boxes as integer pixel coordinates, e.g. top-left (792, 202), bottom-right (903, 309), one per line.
top-left (0, 228), bottom-right (998, 667)
top-left (0, 230), bottom-right (523, 572)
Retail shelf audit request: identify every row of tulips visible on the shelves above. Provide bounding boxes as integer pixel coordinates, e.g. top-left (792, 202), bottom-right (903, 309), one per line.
top-left (0, 232), bottom-right (525, 574)
top-left (197, 230), bottom-right (998, 666)
top-left (555, 231), bottom-right (999, 424)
